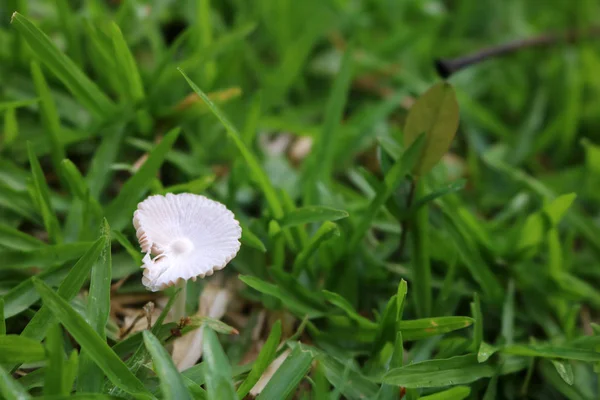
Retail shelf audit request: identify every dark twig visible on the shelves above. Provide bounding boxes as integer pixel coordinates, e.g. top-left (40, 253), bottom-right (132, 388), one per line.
top-left (398, 178), bottom-right (417, 259)
top-left (435, 27), bottom-right (600, 78)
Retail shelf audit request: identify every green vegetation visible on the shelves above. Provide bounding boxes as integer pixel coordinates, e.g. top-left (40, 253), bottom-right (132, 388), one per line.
top-left (1, 0), bottom-right (600, 398)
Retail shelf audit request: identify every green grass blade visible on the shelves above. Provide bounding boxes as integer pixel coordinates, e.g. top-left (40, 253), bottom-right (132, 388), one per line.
top-left (0, 184), bottom-right (37, 222)
top-left (322, 290), bottom-right (377, 328)
top-left (35, 395), bottom-right (120, 399)
top-left (108, 289), bottom-right (181, 396)
top-left (303, 47), bottom-right (353, 203)
top-left (13, 237), bottom-right (103, 374)
top-left (502, 280), bottom-right (515, 345)
top-left (86, 124), bottom-right (126, 199)
top-left (0, 364), bottom-right (31, 400)
top-left (470, 293), bottom-right (483, 352)
top-left (482, 375), bottom-right (498, 400)
top-left (551, 360), bottom-right (574, 386)
top-left (178, 69), bottom-right (284, 219)
top-left (195, 0), bottom-right (216, 85)
top-left (60, 159), bottom-right (90, 200)
top-left (0, 242), bottom-right (93, 270)
top-left (82, 19), bottom-right (119, 95)
top-left (110, 22), bottom-right (145, 103)
top-left (256, 345), bottom-right (314, 400)
top-left (44, 324), bottom-right (66, 395)
top-left (349, 134), bottom-right (426, 249)
top-left (270, 269), bottom-right (327, 312)
top-left (31, 61), bottom-right (65, 173)
top-left (240, 223), bottom-right (267, 253)
top-left (181, 376), bottom-right (208, 400)
top-left (63, 351), bottom-right (78, 396)
top-left (111, 230), bottom-right (142, 264)
top-left (292, 221), bottom-right (339, 275)
top-left (477, 342), bottom-right (499, 363)
top-left (239, 276), bottom-right (325, 318)
top-left (411, 179), bottom-right (431, 317)
top-left (0, 223), bottom-right (44, 251)
top-left (242, 91), bottom-right (262, 146)
top-left (278, 190), bottom-right (308, 250)
top-left (28, 239), bottom-right (103, 339)
top-left (79, 220), bottom-right (112, 392)
top-left (396, 279), bottom-right (408, 323)
top-left (151, 23), bottom-right (255, 100)
top-left (184, 317), bottom-right (238, 336)
top-left (279, 206), bottom-right (349, 228)
top-left (202, 326), bottom-right (237, 400)
top-left (237, 320), bottom-right (282, 398)
top-left (0, 335), bottom-right (46, 363)
top-left (1, 264), bottom-right (70, 319)
top-left (0, 98), bottom-right (39, 112)
top-left (502, 345), bottom-right (600, 362)
top-left (404, 179), bottom-right (467, 220)
top-left (0, 298), bottom-right (5, 336)
top-left (420, 386), bottom-right (471, 400)
top-left (55, 0), bottom-right (82, 66)
top-left (60, 159), bottom-right (103, 223)
top-left (539, 360), bottom-right (584, 400)
top-left (443, 215), bottom-right (503, 302)
top-left (381, 354), bottom-right (495, 388)
top-left (28, 142), bottom-right (62, 244)
top-left (300, 343), bottom-right (379, 399)
top-left (143, 331), bottom-right (192, 400)
top-left (3, 106), bottom-right (19, 146)
top-left (390, 332), bottom-right (404, 370)
top-left (32, 279), bottom-right (150, 397)
top-left (105, 127), bottom-right (180, 230)
top-left (483, 152), bottom-right (600, 255)
top-left (11, 13), bottom-right (114, 117)
top-left (398, 317), bottom-right (474, 341)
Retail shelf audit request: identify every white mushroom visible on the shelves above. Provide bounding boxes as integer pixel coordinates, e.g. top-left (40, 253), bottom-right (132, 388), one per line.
top-left (133, 193), bottom-right (242, 292)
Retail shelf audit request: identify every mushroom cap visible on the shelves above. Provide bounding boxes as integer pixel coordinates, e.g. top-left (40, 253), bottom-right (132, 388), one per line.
top-left (133, 193), bottom-right (242, 291)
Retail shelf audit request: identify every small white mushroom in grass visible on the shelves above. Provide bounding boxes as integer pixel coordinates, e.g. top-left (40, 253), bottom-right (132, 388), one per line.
top-left (133, 193), bottom-right (242, 302)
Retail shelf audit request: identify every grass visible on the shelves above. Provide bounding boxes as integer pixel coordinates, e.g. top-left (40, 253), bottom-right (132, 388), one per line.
top-left (1, 0), bottom-right (600, 399)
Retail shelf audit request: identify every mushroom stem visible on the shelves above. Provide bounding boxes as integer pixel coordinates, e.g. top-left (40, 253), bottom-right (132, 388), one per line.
top-left (174, 280), bottom-right (187, 321)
